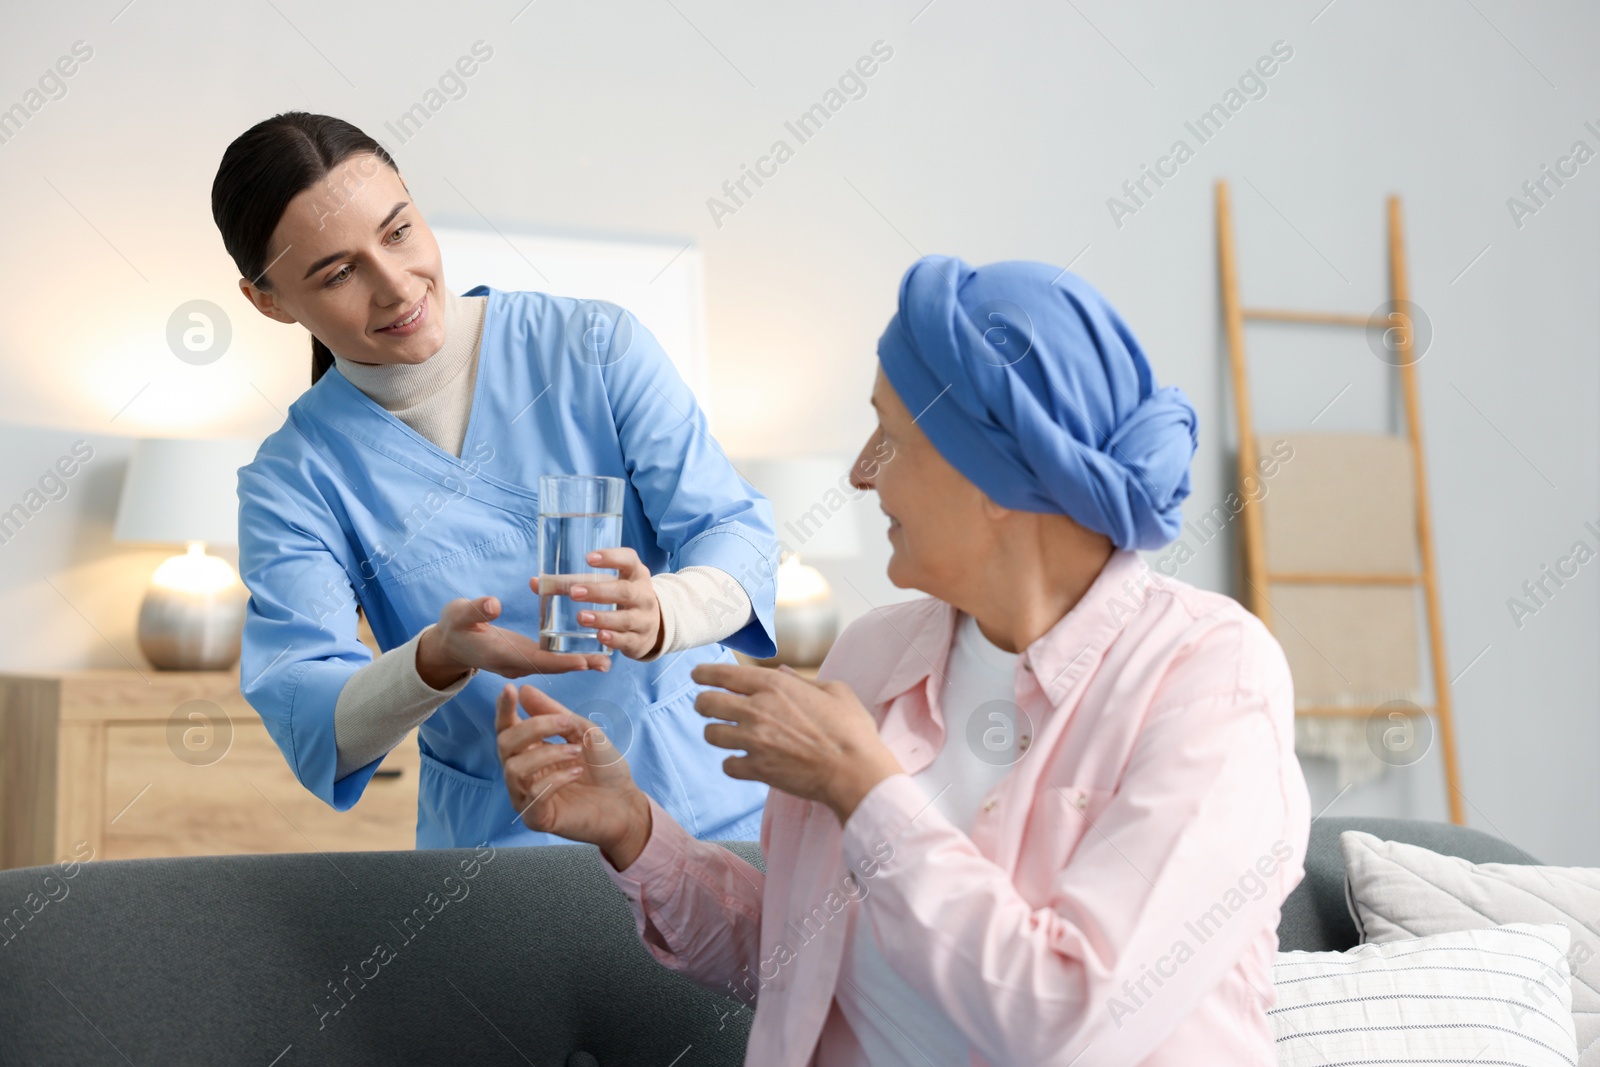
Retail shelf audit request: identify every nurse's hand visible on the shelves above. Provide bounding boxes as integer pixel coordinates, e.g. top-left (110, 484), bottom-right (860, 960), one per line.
top-left (420, 596), bottom-right (611, 686)
top-left (495, 683), bottom-right (653, 869)
top-left (691, 663), bottom-right (904, 827)
top-left (534, 547), bottom-right (664, 661)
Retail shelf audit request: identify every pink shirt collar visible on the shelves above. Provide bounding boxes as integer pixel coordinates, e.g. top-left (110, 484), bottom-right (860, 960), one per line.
top-left (871, 547), bottom-right (1161, 710)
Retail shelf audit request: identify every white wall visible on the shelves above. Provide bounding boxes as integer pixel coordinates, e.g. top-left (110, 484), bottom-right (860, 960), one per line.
top-left (0, 0), bottom-right (1593, 862)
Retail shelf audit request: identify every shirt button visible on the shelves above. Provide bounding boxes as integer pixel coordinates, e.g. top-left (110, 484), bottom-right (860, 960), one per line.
top-left (981, 797), bottom-right (998, 813)
top-left (1073, 792), bottom-right (1089, 811)
top-left (1019, 735), bottom-right (1032, 752)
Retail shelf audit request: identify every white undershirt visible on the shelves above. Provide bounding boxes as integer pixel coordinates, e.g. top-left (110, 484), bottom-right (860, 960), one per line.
top-left (831, 610), bottom-right (1019, 1067)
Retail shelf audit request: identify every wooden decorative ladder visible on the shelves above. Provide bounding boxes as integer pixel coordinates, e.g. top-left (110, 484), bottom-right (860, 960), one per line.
top-left (1215, 179), bottom-right (1464, 824)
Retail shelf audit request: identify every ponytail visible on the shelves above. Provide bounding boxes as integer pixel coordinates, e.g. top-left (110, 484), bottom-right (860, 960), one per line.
top-left (311, 335), bottom-right (334, 386)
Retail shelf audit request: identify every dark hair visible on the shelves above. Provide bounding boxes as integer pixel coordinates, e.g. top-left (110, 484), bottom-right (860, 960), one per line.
top-left (211, 111), bottom-right (399, 386)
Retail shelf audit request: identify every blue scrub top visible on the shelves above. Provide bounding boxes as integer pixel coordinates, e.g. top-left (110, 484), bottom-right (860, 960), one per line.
top-left (237, 285), bottom-right (778, 849)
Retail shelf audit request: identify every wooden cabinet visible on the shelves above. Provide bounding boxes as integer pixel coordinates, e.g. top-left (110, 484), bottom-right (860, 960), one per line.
top-left (0, 671), bottom-right (419, 870)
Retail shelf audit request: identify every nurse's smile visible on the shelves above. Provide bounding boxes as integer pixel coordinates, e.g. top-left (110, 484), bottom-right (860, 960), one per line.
top-left (374, 292), bottom-right (429, 337)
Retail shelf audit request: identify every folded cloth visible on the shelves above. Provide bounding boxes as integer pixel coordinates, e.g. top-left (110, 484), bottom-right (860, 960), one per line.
top-left (876, 254), bottom-right (1198, 549)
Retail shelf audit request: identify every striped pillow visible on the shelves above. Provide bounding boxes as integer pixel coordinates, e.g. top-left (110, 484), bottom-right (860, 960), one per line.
top-left (1341, 828), bottom-right (1600, 1063)
top-left (1270, 922), bottom-right (1578, 1065)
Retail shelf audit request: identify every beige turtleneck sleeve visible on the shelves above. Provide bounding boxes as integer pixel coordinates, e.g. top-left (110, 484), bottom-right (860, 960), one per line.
top-left (329, 285), bottom-right (754, 779)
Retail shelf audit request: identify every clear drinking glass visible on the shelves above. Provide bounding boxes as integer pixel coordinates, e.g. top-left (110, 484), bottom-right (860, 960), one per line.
top-left (538, 475), bottom-right (626, 654)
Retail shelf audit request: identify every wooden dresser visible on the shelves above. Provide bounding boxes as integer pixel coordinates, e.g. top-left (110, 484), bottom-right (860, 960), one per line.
top-left (0, 670), bottom-right (419, 870)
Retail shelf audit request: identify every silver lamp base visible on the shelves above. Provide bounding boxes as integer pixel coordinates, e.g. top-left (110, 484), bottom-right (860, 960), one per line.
top-left (137, 584), bottom-right (248, 671)
top-left (770, 596), bottom-right (839, 668)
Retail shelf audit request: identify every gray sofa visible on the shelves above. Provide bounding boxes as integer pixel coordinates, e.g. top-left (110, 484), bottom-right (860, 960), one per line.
top-left (0, 817), bottom-right (1536, 1065)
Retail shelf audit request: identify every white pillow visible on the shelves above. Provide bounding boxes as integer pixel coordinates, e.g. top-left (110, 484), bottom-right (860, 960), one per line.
top-left (1270, 922), bottom-right (1578, 1065)
top-left (1341, 828), bottom-right (1600, 1063)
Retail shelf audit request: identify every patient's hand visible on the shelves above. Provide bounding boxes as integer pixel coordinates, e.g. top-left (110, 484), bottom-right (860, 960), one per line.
top-left (495, 683), bottom-right (652, 869)
top-left (690, 663), bottom-right (904, 826)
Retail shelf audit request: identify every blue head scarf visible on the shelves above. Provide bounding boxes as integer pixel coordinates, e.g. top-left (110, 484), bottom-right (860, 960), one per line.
top-left (875, 255), bottom-right (1198, 550)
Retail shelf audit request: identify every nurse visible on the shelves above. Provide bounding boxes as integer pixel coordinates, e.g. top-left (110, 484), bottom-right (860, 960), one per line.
top-left (210, 111), bottom-right (777, 849)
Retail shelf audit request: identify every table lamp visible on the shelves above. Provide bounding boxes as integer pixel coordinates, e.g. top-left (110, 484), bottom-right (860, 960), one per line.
top-left (739, 456), bottom-right (862, 667)
top-left (114, 438), bottom-right (261, 671)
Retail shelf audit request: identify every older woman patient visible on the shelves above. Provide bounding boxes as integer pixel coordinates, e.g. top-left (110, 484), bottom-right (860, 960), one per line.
top-left (495, 254), bottom-right (1311, 1066)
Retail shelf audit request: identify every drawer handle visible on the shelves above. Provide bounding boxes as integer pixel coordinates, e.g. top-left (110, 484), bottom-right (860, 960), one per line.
top-left (373, 767), bottom-right (404, 780)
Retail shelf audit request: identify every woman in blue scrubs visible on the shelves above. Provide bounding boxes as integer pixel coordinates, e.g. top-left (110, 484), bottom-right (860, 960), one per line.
top-left (210, 112), bottom-right (776, 849)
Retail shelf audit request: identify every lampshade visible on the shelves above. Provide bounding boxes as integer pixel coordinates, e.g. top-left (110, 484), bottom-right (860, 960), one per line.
top-left (114, 438), bottom-right (261, 547)
top-left (738, 456), bottom-right (863, 560)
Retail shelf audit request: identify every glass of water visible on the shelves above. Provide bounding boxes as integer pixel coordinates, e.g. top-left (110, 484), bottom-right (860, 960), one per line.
top-left (538, 475), bottom-right (626, 654)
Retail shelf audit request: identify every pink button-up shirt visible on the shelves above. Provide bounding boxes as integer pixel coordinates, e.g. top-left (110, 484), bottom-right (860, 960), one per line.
top-left (603, 548), bottom-right (1311, 1066)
